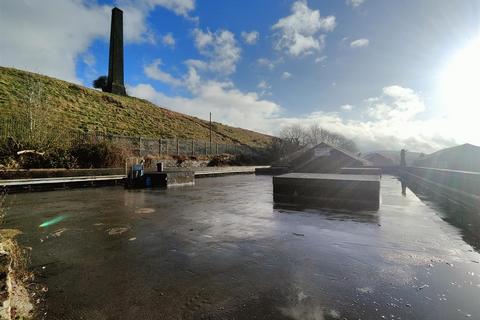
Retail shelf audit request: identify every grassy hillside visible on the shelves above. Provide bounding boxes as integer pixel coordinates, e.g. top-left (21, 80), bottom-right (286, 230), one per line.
top-left (0, 66), bottom-right (272, 147)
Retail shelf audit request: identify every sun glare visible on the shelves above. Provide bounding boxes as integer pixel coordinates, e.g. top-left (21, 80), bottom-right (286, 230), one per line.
top-left (440, 38), bottom-right (480, 117)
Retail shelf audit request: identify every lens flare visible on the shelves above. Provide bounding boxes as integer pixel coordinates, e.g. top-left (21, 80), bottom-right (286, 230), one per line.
top-left (39, 215), bottom-right (66, 228)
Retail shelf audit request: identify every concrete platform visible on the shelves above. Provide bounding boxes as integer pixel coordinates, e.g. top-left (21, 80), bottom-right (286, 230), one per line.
top-left (0, 166), bottom-right (265, 192)
top-left (273, 173), bottom-right (381, 210)
top-left (0, 175), bottom-right (125, 192)
top-left (143, 171), bottom-right (194, 188)
top-left (340, 167), bottom-right (382, 175)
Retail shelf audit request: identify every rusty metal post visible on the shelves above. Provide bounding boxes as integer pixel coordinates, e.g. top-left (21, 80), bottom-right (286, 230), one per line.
top-left (138, 136), bottom-right (142, 157)
top-left (209, 112), bottom-right (212, 153)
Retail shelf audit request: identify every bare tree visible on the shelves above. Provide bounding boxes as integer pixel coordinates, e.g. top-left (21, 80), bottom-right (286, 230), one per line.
top-left (279, 123), bottom-right (358, 153)
top-left (279, 124), bottom-right (308, 146)
top-left (306, 123), bottom-right (322, 145)
top-left (13, 78), bottom-right (67, 151)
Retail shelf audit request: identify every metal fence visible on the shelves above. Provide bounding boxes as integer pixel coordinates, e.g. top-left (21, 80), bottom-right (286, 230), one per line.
top-left (0, 118), bottom-right (256, 157)
top-left (94, 134), bottom-right (254, 157)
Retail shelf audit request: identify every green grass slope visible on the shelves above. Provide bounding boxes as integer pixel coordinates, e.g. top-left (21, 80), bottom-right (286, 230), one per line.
top-left (0, 66), bottom-right (272, 147)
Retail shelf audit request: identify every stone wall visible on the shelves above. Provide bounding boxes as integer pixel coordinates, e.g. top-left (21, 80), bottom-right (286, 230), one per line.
top-left (402, 166), bottom-right (480, 209)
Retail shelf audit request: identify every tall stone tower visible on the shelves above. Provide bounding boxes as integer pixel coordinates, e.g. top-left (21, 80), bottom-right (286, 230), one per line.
top-left (105, 7), bottom-right (127, 96)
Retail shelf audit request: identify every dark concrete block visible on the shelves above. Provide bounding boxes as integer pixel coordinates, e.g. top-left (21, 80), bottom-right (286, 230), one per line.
top-left (143, 171), bottom-right (194, 188)
top-left (255, 167), bottom-right (289, 175)
top-left (273, 173), bottom-right (380, 210)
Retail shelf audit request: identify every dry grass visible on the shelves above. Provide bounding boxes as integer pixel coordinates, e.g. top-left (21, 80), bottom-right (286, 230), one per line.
top-left (0, 66), bottom-right (273, 148)
top-left (0, 189), bottom-right (5, 225)
top-left (0, 190), bottom-right (35, 320)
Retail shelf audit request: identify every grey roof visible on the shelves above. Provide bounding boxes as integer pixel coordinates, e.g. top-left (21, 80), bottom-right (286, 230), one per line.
top-left (413, 143), bottom-right (480, 172)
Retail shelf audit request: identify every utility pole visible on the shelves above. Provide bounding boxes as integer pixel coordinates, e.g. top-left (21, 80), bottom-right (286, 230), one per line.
top-left (209, 112), bottom-right (212, 154)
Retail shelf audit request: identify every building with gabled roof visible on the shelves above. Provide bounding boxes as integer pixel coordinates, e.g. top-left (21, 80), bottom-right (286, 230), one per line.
top-left (364, 152), bottom-right (396, 167)
top-left (413, 143), bottom-right (480, 172)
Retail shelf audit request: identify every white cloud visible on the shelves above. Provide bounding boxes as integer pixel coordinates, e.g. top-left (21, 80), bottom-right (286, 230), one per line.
top-left (346, 0), bottom-right (365, 8)
top-left (129, 80), bottom-right (281, 133)
top-left (257, 80), bottom-right (272, 96)
top-left (143, 0), bottom-right (195, 16)
top-left (241, 31), bottom-right (260, 45)
top-left (366, 86), bottom-right (424, 120)
top-left (257, 80), bottom-right (271, 90)
top-left (314, 56), bottom-right (327, 64)
top-left (350, 38), bottom-right (370, 48)
top-left (118, 0), bottom-right (195, 18)
top-left (0, 0), bottom-right (196, 84)
top-left (129, 74), bottom-right (456, 152)
top-left (281, 72), bottom-right (292, 79)
top-left (192, 28), bottom-right (241, 75)
top-left (272, 0), bottom-right (336, 56)
top-left (257, 58), bottom-right (276, 70)
top-left (341, 104), bottom-right (354, 111)
top-left (0, 0), bottom-right (111, 83)
top-left (144, 59), bottom-right (183, 86)
top-left (118, 0), bottom-right (197, 43)
top-left (162, 33), bottom-right (176, 47)
top-left (82, 52), bottom-right (96, 67)
top-left (272, 86), bottom-right (454, 152)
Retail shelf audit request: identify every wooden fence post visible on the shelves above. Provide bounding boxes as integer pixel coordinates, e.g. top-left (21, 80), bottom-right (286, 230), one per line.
top-left (205, 141), bottom-right (208, 155)
top-left (176, 138), bottom-right (180, 156)
top-left (216, 143), bottom-right (219, 155)
top-left (191, 140), bottom-right (195, 156)
top-left (159, 138), bottom-right (162, 156)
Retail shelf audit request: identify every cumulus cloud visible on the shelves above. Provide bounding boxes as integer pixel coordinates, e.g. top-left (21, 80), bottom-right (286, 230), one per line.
top-left (192, 28), bottom-right (241, 75)
top-left (0, 0), bottom-right (111, 83)
top-left (257, 58), bottom-right (276, 70)
top-left (162, 33), bottom-right (176, 47)
top-left (366, 86), bottom-right (424, 120)
top-left (346, 0), bottom-right (365, 8)
top-left (275, 85), bottom-right (453, 152)
top-left (257, 80), bottom-right (271, 90)
top-left (130, 70), bottom-right (456, 153)
top-left (272, 0), bottom-right (336, 56)
top-left (257, 80), bottom-right (272, 96)
top-left (241, 31), bottom-right (260, 45)
top-left (350, 38), bottom-right (370, 48)
top-left (144, 59), bottom-right (183, 86)
top-left (0, 0), bottom-right (196, 84)
top-left (281, 72), bottom-right (292, 79)
top-left (129, 80), bottom-right (281, 133)
top-left (118, 0), bottom-right (197, 42)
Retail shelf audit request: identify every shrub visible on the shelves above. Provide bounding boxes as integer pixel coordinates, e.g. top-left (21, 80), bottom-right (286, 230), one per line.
top-left (93, 76), bottom-right (108, 91)
top-left (16, 148), bottom-right (76, 169)
top-left (69, 140), bottom-right (125, 168)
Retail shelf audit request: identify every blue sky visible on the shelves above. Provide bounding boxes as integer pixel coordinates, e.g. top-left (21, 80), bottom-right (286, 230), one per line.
top-left (1, 0), bottom-right (480, 152)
